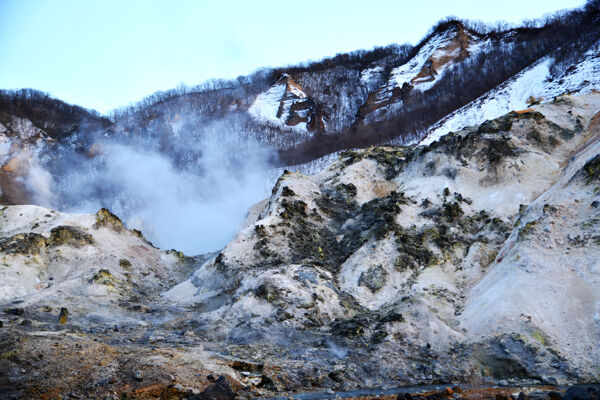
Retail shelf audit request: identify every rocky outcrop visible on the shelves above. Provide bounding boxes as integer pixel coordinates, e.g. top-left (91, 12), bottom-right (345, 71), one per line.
top-left (356, 23), bottom-right (485, 122)
top-left (166, 92), bottom-right (600, 388)
top-left (1, 93), bottom-right (600, 398)
top-left (248, 74), bottom-right (326, 134)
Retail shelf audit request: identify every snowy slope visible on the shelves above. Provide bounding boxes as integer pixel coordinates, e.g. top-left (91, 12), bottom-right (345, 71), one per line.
top-left (361, 25), bottom-right (488, 123)
top-left (421, 45), bottom-right (600, 145)
top-left (248, 74), bottom-right (311, 134)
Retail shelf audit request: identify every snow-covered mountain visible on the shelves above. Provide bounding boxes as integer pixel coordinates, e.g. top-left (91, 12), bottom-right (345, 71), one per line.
top-left (2, 11), bottom-right (600, 177)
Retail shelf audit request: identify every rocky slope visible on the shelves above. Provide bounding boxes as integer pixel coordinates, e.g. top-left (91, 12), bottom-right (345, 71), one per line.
top-left (248, 74), bottom-right (326, 134)
top-left (1, 92), bottom-right (599, 398)
top-left (356, 23), bottom-right (486, 123)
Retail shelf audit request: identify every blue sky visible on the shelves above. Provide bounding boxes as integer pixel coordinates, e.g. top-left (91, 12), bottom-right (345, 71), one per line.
top-left (0, 0), bottom-right (586, 113)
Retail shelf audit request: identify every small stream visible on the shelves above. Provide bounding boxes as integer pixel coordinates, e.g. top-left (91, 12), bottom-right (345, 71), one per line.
top-left (267, 384), bottom-right (449, 399)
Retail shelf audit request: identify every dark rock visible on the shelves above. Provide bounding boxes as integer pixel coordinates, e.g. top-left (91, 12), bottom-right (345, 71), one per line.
top-left (19, 319), bottom-right (32, 326)
top-left (331, 315), bottom-right (371, 338)
top-left (563, 386), bottom-right (598, 400)
top-left (279, 198), bottom-right (307, 219)
top-left (134, 370), bottom-right (143, 381)
top-left (48, 226), bottom-right (94, 247)
top-left (94, 208), bottom-right (124, 231)
top-left (358, 264), bottom-right (387, 292)
top-left (194, 375), bottom-right (236, 400)
top-left (579, 155), bottom-right (600, 184)
top-left (281, 186), bottom-right (296, 197)
top-left (59, 307), bottom-right (69, 324)
top-left (548, 391), bottom-right (563, 400)
top-left (90, 269), bottom-right (118, 286)
top-left (591, 201), bottom-right (599, 208)
top-left (5, 307), bottom-right (24, 316)
top-left (0, 233), bottom-right (47, 255)
top-left (328, 370), bottom-right (344, 383)
top-left (254, 283), bottom-right (280, 303)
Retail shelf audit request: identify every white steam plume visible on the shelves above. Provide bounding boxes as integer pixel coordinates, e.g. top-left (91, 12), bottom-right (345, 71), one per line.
top-left (31, 117), bottom-right (276, 255)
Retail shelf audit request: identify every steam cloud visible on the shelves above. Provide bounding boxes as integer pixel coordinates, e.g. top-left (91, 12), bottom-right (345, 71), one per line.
top-left (26, 117), bottom-right (276, 255)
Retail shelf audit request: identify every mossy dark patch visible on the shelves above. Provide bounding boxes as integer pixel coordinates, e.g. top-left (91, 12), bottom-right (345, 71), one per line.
top-left (581, 155), bottom-right (600, 184)
top-left (254, 283), bottom-right (281, 303)
top-left (166, 249), bottom-right (192, 264)
top-left (331, 314), bottom-right (371, 339)
top-left (419, 207), bottom-right (509, 259)
top-left (364, 147), bottom-right (412, 179)
top-left (335, 192), bottom-right (409, 262)
top-left (48, 226), bottom-right (94, 248)
top-left (253, 237), bottom-right (285, 267)
top-left (279, 199), bottom-right (307, 219)
top-left (441, 201), bottom-right (464, 223)
top-left (359, 265), bottom-right (387, 292)
top-left (478, 111), bottom-right (545, 134)
top-left (281, 186), bottom-right (296, 197)
top-left (331, 308), bottom-right (404, 340)
top-left (339, 147), bottom-right (413, 179)
top-left (420, 198), bottom-right (433, 208)
top-left (478, 117), bottom-right (513, 134)
top-left (119, 259), bottom-right (132, 269)
top-left (270, 190), bottom-right (409, 272)
top-left (395, 229), bottom-right (437, 269)
top-left (338, 150), bottom-right (364, 168)
top-left (453, 192), bottom-right (472, 205)
top-left (0, 233), bottom-right (47, 255)
top-left (285, 220), bottom-right (339, 270)
top-left (94, 208), bottom-right (123, 231)
top-left (315, 186), bottom-right (358, 224)
top-left (336, 183), bottom-right (357, 197)
top-left (254, 224), bottom-right (267, 238)
top-left (458, 210), bottom-right (495, 234)
top-left (548, 119), bottom-right (577, 141)
top-left (91, 269), bottom-right (118, 286)
top-left (484, 137), bottom-right (519, 165)
top-left (426, 111), bottom-right (559, 169)
top-left (519, 221), bottom-right (538, 238)
top-left (526, 127), bottom-right (545, 148)
top-left (548, 135), bottom-right (561, 148)
top-left (131, 229), bottom-right (144, 239)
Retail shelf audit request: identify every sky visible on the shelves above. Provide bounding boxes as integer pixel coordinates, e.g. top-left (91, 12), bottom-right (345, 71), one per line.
top-left (0, 0), bottom-right (587, 114)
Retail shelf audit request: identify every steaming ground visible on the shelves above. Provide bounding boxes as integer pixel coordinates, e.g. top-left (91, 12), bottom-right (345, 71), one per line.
top-left (25, 120), bottom-right (276, 255)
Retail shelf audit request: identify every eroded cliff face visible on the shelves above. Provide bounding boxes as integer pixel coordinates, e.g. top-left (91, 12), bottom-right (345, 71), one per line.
top-left (1, 93), bottom-right (600, 398)
top-left (248, 74), bottom-right (326, 135)
top-left (356, 24), bottom-right (486, 123)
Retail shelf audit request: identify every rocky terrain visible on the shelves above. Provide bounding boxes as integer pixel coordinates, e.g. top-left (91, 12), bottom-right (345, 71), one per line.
top-left (1, 92), bottom-right (599, 398)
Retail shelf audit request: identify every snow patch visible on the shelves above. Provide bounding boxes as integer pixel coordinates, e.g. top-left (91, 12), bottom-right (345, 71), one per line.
top-left (422, 45), bottom-right (600, 145)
